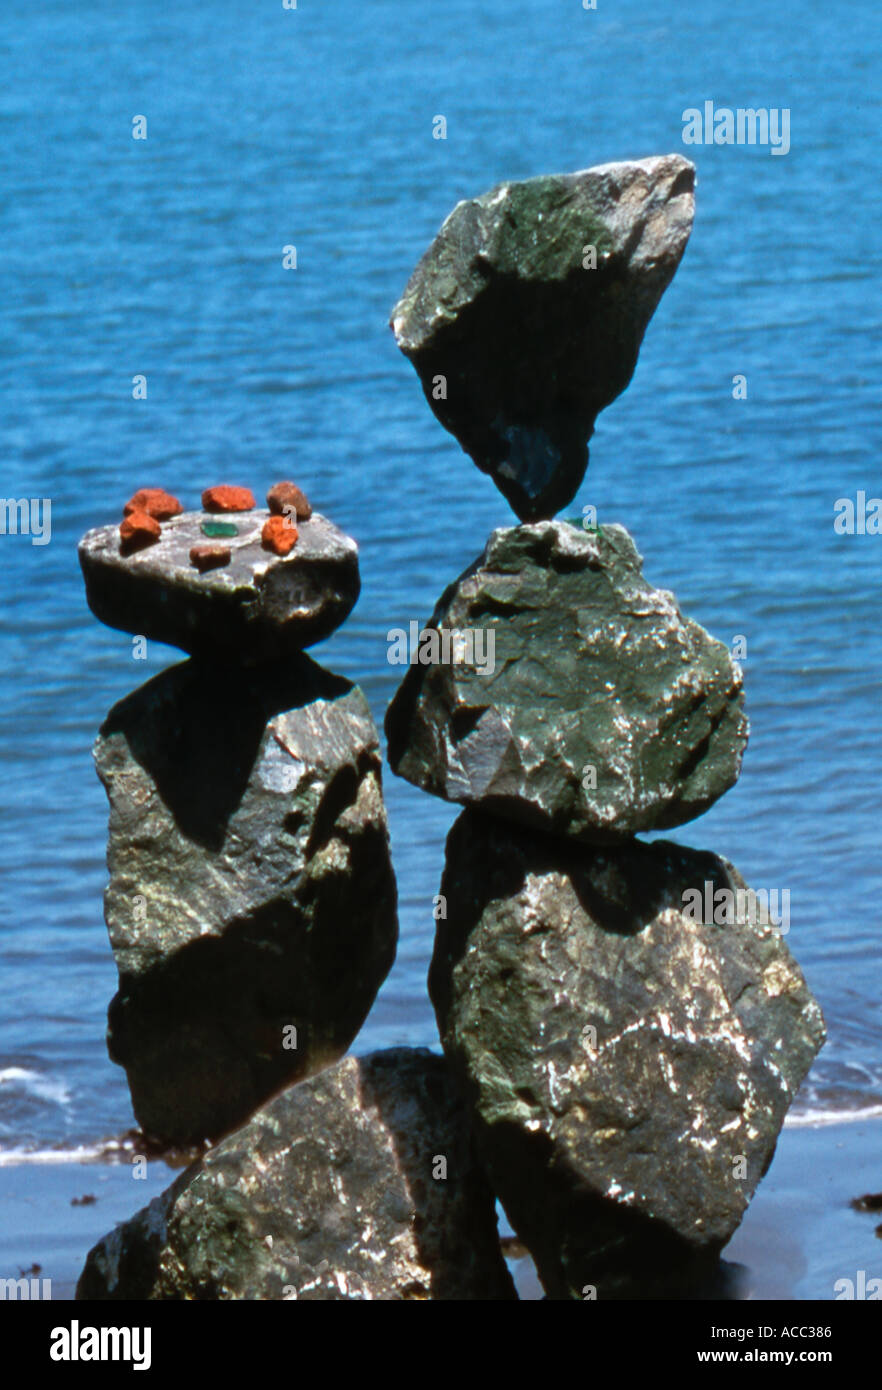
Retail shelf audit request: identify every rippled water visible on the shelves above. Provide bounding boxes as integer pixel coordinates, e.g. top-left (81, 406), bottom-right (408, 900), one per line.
top-left (1, 0), bottom-right (880, 1158)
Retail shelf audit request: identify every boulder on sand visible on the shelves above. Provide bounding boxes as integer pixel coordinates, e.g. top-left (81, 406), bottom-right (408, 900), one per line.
top-left (429, 811), bottom-right (826, 1299)
top-left (77, 1049), bottom-right (517, 1301)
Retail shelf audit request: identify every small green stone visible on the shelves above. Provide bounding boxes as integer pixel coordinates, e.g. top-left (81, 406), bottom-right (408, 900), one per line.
top-left (201, 521), bottom-right (239, 539)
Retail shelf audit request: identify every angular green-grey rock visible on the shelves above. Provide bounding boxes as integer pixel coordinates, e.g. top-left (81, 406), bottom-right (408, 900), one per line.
top-left (429, 812), bottom-right (826, 1300)
top-left (385, 521), bottom-right (747, 843)
top-left (76, 1049), bottom-right (517, 1301)
top-left (391, 155), bottom-right (695, 519)
top-left (79, 509), bottom-right (359, 662)
top-left (96, 655), bottom-right (397, 1146)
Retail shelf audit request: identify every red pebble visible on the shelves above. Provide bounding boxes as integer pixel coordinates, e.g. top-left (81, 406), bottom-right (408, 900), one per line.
top-left (189, 543), bottom-right (231, 573)
top-left (123, 488), bottom-right (183, 521)
top-left (261, 515), bottom-right (298, 556)
top-left (201, 485), bottom-right (256, 513)
top-left (267, 481), bottom-right (312, 521)
top-left (119, 511), bottom-right (161, 554)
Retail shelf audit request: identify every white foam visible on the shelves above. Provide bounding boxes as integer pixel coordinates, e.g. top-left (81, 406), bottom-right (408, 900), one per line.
top-left (0, 1142), bottom-right (110, 1168)
top-left (785, 1103), bottom-right (882, 1130)
top-left (0, 1066), bottom-right (71, 1108)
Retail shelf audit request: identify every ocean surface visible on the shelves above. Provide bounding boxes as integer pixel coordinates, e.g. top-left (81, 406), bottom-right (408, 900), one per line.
top-left (1, 0), bottom-right (880, 1170)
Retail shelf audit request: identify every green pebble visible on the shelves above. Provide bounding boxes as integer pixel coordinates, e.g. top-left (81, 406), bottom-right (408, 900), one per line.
top-left (201, 521), bottom-right (239, 539)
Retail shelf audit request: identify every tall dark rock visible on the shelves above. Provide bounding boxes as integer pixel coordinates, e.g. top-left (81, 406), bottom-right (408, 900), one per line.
top-left (97, 656), bottom-right (397, 1146)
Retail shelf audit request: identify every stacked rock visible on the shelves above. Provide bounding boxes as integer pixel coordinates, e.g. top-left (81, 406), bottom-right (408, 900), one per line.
top-left (81, 481), bottom-right (359, 663)
top-left (76, 156), bottom-right (826, 1303)
top-left (385, 156), bottom-right (826, 1299)
top-left (78, 481), bottom-right (398, 1147)
top-left (78, 482), bottom-right (516, 1301)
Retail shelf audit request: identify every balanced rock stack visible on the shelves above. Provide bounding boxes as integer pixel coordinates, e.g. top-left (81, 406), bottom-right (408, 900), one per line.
top-left (77, 156), bottom-right (825, 1303)
top-left (78, 481), bottom-right (398, 1147)
top-left (385, 156), bottom-right (826, 1299)
top-left (78, 483), bottom-right (516, 1301)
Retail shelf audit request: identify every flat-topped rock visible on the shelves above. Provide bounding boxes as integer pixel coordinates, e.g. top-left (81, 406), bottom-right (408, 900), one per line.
top-left (392, 155), bottom-right (695, 519)
top-left (79, 509), bottom-right (360, 662)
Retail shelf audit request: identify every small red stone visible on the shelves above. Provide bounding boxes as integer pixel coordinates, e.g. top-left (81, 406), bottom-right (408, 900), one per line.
top-left (123, 488), bottom-right (183, 521)
top-left (189, 543), bottom-right (231, 573)
top-left (119, 511), bottom-right (161, 554)
top-left (267, 481), bottom-right (312, 521)
top-left (201, 485), bottom-right (256, 513)
top-left (261, 515), bottom-right (299, 556)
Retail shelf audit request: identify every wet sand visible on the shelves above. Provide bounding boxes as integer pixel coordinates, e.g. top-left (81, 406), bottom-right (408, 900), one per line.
top-left (1, 1116), bottom-right (879, 1301)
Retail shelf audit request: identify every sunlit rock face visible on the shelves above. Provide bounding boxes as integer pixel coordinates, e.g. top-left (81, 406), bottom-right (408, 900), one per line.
top-left (429, 811), bottom-right (826, 1300)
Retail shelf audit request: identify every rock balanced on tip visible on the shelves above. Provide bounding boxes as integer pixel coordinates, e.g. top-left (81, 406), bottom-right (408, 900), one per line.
top-left (386, 158), bottom-right (825, 1299)
top-left (391, 154), bottom-right (695, 520)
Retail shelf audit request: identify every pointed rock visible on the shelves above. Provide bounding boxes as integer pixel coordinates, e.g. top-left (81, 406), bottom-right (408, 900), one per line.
top-left (391, 155), bottom-right (695, 518)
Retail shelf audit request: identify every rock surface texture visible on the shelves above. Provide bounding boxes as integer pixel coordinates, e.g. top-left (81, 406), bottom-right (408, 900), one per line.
top-left (429, 811), bottom-right (826, 1299)
top-left (96, 656), bottom-right (397, 1146)
top-left (77, 1049), bottom-right (516, 1301)
top-left (391, 155), bottom-right (695, 518)
top-left (79, 509), bottom-right (359, 661)
top-left (386, 521), bottom-right (747, 842)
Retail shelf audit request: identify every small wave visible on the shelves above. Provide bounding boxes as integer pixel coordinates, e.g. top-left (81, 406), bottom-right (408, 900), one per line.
top-left (0, 1066), bottom-right (71, 1108)
top-left (785, 1102), bottom-right (882, 1130)
top-left (0, 1142), bottom-right (112, 1168)
top-left (0, 1129), bottom-right (203, 1168)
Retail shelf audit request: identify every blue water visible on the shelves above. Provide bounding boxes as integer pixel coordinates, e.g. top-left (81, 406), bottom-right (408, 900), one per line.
top-left (1, 0), bottom-right (880, 1158)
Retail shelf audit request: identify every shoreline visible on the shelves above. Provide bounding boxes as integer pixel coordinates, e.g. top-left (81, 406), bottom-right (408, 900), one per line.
top-left (2, 1114), bottom-right (879, 1302)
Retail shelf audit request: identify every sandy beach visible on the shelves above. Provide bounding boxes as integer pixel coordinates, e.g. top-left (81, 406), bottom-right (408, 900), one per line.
top-left (2, 1114), bottom-right (879, 1302)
